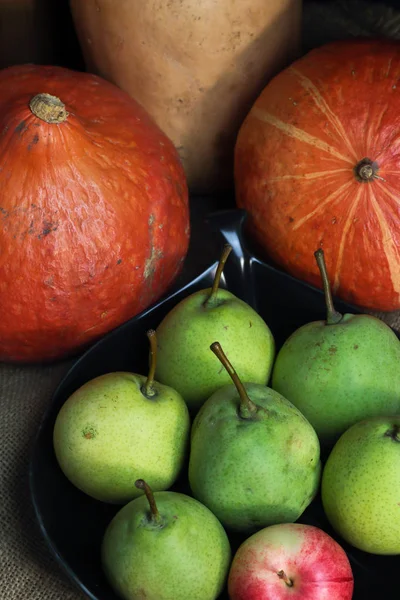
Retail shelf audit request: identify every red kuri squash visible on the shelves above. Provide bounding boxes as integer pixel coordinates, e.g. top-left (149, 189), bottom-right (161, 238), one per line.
top-left (235, 39), bottom-right (400, 312)
top-left (0, 64), bottom-right (189, 363)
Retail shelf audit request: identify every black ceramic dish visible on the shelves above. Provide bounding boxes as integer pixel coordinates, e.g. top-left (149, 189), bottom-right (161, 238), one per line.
top-left (30, 208), bottom-right (398, 600)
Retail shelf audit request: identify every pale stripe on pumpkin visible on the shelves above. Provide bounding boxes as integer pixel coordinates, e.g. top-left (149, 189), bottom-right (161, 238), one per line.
top-left (251, 107), bottom-right (353, 164)
top-left (385, 57), bottom-right (393, 78)
top-left (374, 180), bottom-right (400, 208)
top-left (332, 186), bottom-right (363, 294)
top-left (292, 180), bottom-right (354, 232)
top-left (289, 67), bottom-right (358, 161)
top-left (265, 169), bottom-right (350, 182)
top-left (371, 182), bottom-right (400, 299)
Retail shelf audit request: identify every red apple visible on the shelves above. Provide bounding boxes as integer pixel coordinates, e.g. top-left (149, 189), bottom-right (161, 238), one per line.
top-left (228, 523), bottom-right (354, 600)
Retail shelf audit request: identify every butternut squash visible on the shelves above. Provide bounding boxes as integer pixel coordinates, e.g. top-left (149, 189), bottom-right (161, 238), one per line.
top-left (69, 0), bottom-right (302, 193)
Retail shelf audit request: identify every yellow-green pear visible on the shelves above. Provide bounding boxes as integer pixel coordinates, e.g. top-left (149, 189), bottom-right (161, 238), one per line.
top-left (53, 330), bottom-right (190, 504)
top-left (188, 342), bottom-right (321, 533)
top-left (272, 249), bottom-right (400, 449)
top-left (322, 415), bottom-right (400, 555)
top-left (101, 479), bottom-right (231, 600)
top-left (155, 244), bottom-right (275, 414)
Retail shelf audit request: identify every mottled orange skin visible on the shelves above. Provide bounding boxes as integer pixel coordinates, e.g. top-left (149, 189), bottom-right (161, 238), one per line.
top-left (0, 64), bottom-right (189, 363)
top-left (235, 39), bottom-right (400, 312)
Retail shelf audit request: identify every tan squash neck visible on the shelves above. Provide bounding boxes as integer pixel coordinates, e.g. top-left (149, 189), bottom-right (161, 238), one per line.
top-left (29, 93), bottom-right (68, 124)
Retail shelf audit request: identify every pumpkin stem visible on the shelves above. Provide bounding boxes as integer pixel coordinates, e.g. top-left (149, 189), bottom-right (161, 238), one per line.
top-left (354, 157), bottom-right (378, 182)
top-left (29, 93), bottom-right (68, 124)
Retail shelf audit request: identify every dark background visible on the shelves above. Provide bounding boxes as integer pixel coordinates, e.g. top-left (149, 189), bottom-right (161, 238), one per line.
top-left (1, 0), bottom-right (400, 74)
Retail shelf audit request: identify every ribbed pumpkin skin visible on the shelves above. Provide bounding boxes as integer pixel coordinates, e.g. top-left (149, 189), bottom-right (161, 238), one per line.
top-left (235, 39), bottom-right (400, 312)
top-left (0, 65), bottom-right (189, 363)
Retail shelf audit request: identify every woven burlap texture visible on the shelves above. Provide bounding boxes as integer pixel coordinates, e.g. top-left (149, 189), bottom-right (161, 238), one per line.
top-left (0, 360), bottom-right (86, 600)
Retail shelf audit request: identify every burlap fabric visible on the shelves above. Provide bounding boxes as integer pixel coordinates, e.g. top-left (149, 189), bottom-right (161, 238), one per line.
top-left (0, 359), bottom-right (85, 600)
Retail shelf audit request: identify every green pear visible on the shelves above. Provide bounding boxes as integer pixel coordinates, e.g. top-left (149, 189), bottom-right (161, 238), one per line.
top-left (321, 416), bottom-right (400, 555)
top-left (272, 249), bottom-right (400, 449)
top-left (102, 479), bottom-right (231, 600)
top-left (53, 330), bottom-right (190, 504)
top-left (155, 244), bottom-right (275, 414)
top-left (188, 342), bottom-right (321, 533)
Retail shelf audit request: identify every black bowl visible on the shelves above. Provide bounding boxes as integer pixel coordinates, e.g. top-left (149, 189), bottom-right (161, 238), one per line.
top-left (29, 208), bottom-right (398, 600)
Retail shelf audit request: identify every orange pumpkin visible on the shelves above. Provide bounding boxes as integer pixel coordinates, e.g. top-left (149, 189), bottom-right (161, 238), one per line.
top-left (235, 39), bottom-right (400, 312)
top-left (0, 64), bottom-right (189, 363)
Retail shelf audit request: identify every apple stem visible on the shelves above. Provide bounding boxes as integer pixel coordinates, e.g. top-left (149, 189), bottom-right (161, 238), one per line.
top-left (142, 329), bottom-right (157, 398)
top-left (135, 479), bottom-right (161, 524)
top-left (314, 249), bottom-right (343, 325)
top-left (210, 341), bottom-right (258, 419)
top-left (204, 244), bottom-right (232, 308)
top-left (277, 570), bottom-right (294, 587)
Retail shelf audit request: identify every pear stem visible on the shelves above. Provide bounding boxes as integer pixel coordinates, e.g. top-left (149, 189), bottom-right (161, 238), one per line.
top-left (204, 244), bottom-right (232, 308)
top-left (277, 570), bottom-right (294, 587)
top-left (210, 342), bottom-right (258, 419)
top-left (135, 479), bottom-right (161, 524)
top-left (314, 249), bottom-right (342, 325)
top-left (384, 424), bottom-right (400, 442)
top-left (142, 329), bottom-right (157, 397)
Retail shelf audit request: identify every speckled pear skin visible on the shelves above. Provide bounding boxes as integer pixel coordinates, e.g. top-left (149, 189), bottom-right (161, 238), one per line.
top-left (188, 382), bottom-right (321, 533)
top-left (321, 416), bottom-right (400, 555)
top-left (272, 314), bottom-right (400, 449)
top-left (101, 491), bottom-right (231, 600)
top-left (154, 288), bottom-right (275, 413)
top-left (53, 372), bottom-right (190, 504)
